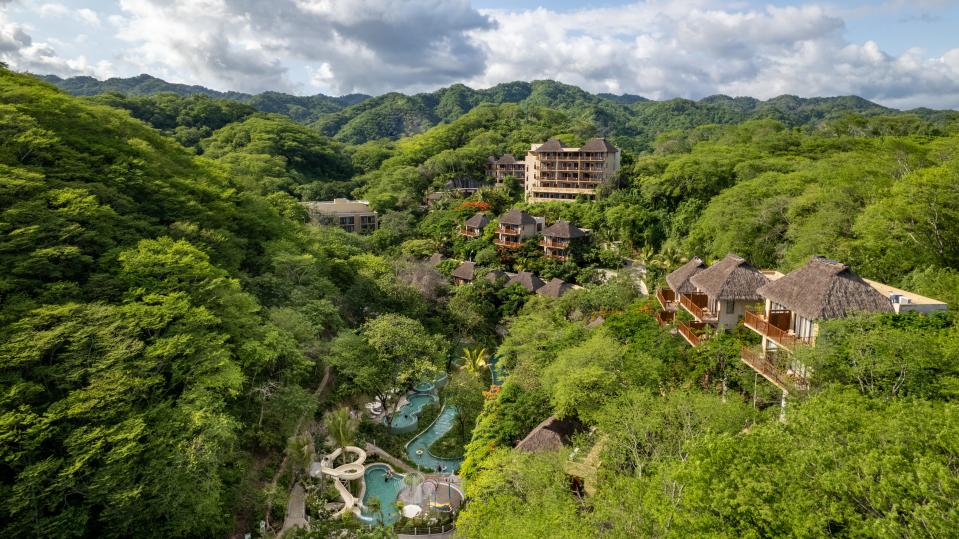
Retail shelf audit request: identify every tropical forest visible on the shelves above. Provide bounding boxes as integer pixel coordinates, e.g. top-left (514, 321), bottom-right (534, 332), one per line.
top-left (1, 62), bottom-right (958, 539)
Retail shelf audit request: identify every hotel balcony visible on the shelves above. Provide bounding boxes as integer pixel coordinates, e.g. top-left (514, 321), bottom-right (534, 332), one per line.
top-left (494, 235), bottom-right (524, 248)
top-left (743, 308), bottom-right (811, 352)
top-left (540, 238), bottom-right (570, 249)
top-left (679, 292), bottom-right (717, 323)
top-left (459, 226), bottom-right (483, 238)
top-left (677, 319), bottom-right (709, 347)
top-left (740, 346), bottom-right (809, 393)
top-left (656, 310), bottom-right (674, 327)
top-left (656, 288), bottom-right (677, 311)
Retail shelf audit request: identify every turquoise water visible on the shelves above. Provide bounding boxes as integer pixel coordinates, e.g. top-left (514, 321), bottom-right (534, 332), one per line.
top-left (414, 372), bottom-right (449, 394)
top-left (360, 464), bottom-right (404, 525)
top-left (406, 405), bottom-right (464, 474)
top-left (388, 393), bottom-right (437, 433)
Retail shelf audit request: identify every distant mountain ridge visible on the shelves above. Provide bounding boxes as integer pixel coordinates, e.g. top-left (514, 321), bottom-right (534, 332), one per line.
top-left (39, 73), bottom-right (953, 148)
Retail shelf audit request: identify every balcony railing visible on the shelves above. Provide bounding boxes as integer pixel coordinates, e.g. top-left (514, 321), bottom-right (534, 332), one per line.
top-left (679, 292), bottom-right (716, 322)
top-left (656, 310), bottom-right (674, 327)
top-left (677, 320), bottom-right (709, 347)
top-left (740, 346), bottom-right (789, 391)
top-left (497, 225), bottom-right (521, 235)
top-left (459, 227), bottom-right (482, 238)
top-left (656, 288), bottom-right (676, 311)
top-left (494, 238), bottom-right (523, 248)
top-left (743, 308), bottom-right (811, 351)
top-left (540, 238), bottom-right (570, 249)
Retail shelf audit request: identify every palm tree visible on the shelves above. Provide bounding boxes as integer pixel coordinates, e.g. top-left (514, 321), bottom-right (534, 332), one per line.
top-left (403, 471), bottom-right (425, 491)
top-left (324, 407), bottom-right (358, 464)
top-left (461, 346), bottom-right (488, 375)
top-left (366, 495), bottom-right (384, 527)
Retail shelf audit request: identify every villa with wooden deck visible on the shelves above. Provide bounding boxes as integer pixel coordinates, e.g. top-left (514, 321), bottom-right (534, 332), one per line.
top-left (540, 220), bottom-right (587, 261)
top-left (676, 253), bottom-right (772, 347)
top-left (742, 256), bottom-right (947, 392)
top-left (494, 209), bottom-right (543, 248)
top-left (656, 257), bottom-right (706, 327)
top-left (460, 212), bottom-right (489, 238)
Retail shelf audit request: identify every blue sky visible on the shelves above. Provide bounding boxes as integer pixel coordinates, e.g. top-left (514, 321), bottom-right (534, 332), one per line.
top-left (3, 1), bottom-right (959, 108)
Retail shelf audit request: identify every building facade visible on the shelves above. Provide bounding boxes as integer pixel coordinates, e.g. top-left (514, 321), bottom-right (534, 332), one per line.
top-left (486, 154), bottom-right (527, 185)
top-left (302, 199), bottom-right (378, 234)
top-left (494, 209), bottom-right (543, 248)
top-left (524, 138), bottom-right (621, 203)
top-left (540, 220), bottom-right (587, 261)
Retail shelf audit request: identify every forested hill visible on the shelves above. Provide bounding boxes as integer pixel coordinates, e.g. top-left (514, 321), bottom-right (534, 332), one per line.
top-left (38, 73), bottom-right (943, 149)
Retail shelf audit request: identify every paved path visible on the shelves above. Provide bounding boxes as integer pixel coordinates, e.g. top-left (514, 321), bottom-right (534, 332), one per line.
top-left (278, 483), bottom-right (308, 537)
top-left (365, 442), bottom-right (416, 473)
top-left (264, 364), bottom-right (334, 533)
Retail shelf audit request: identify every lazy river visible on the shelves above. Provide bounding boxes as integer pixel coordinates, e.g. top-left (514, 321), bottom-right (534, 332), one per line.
top-left (406, 405), bottom-right (464, 474)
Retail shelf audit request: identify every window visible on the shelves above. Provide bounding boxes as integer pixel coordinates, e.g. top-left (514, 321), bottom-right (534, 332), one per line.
top-left (725, 301), bottom-right (735, 314)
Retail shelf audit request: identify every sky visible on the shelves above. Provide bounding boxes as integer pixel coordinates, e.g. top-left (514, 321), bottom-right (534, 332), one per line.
top-left (2, 0), bottom-right (959, 109)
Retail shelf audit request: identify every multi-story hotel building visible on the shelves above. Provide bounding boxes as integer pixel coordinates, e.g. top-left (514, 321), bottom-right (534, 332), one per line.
top-left (524, 138), bottom-right (621, 203)
top-left (486, 154), bottom-right (527, 185)
top-left (302, 199), bottom-right (378, 234)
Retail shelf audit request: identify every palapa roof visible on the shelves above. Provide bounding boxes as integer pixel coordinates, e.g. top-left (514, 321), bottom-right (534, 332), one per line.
top-left (665, 257), bottom-right (707, 294)
top-left (451, 261), bottom-right (476, 281)
top-left (516, 416), bottom-right (585, 453)
top-left (689, 253), bottom-right (769, 301)
top-left (499, 208), bottom-right (537, 226)
top-left (580, 137), bottom-right (617, 153)
top-left (532, 138), bottom-right (565, 153)
top-left (485, 269), bottom-right (511, 283)
top-left (757, 256), bottom-right (893, 321)
top-left (464, 212), bottom-right (489, 228)
top-left (494, 153), bottom-right (519, 165)
top-left (542, 220), bottom-right (586, 239)
top-left (536, 278), bottom-right (573, 298)
top-left (506, 271), bottom-right (545, 292)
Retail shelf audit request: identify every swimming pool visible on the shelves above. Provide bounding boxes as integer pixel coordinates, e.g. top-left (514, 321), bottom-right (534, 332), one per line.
top-left (360, 464), bottom-right (404, 526)
top-left (387, 393), bottom-right (437, 433)
top-left (406, 405), bottom-right (464, 474)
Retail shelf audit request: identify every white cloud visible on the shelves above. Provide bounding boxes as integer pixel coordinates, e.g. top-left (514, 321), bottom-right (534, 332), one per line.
top-left (4, 0), bottom-right (959, 108)
top-left (37, 3), bottom-right (100, 25)
top-left (0, 10), bottom-right (112, 77)
top-left (464, 1), bottom-right (959, 109)
top-left (110, 0), bottom-right (492, 94)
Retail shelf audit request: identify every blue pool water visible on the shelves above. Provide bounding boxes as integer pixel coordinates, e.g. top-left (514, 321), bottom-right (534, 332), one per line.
top-left (388, 393), bottom-right (437, 433)
top-left (406, 405), bottom-right (464, 474)
top-left (360, 464), bottom-right (404, 525)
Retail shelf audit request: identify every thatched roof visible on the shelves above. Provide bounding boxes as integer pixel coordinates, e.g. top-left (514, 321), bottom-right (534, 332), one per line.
top-left (452, 261), bottom-right (476, 281)
top-left (689, 253), bottom-right (769, 301)
top-left (758, 256), bottom-right (893, 320)
top-left (500, 209), bottom-right (537, 226)
top-left (507, 271), bottom-right (545, 292)
top-left (532, 138), bottom-right (565, 153)
top-left (428, 253), bottom-right (444, 266)
top-left (580, 138), bottom-right (617, 153)
top-left (464, 212), bottom-right (489, 228)
top-left (536, 278), bottom-right (573, 298)
top-left (494, 153), bottom-right (518, 164)
top-left (516, 416), bottom-right (584, 453)
top-left (543, 220), bottom-right (586, 239)
top-left (665, 257), bottom-right (707, 294)
top-left (485, 269), bottom-right (511, 284)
